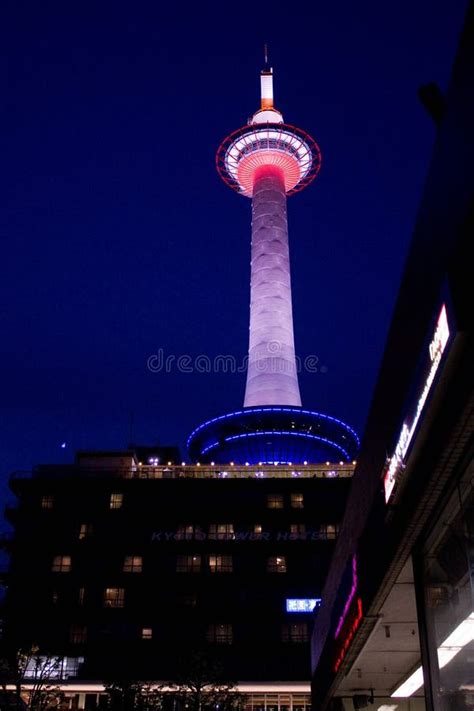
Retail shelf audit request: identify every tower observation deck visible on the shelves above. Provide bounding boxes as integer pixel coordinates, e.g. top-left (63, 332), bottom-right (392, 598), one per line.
top-left (188, 64), bottom-right (359, 465)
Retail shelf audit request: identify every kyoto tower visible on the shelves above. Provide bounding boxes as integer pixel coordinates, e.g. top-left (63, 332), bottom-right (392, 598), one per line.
top-left (188, 60), bottom-right (359, 465)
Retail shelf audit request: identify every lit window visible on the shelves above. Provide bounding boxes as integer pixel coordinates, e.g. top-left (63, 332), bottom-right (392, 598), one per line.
top-left (41, 495), bottom-right (54, 509)
top-left (320, 524), bottom-right (338, 540)
top-left (123, 556), bottom-right (143, 573)
top-left (52, 555), bottom-right (71, 573)
top-left (281, 623), bottom-right (309, 643)
top-left (70, 624), bottom-right (87, 644)
top-left (206, 624), bottom-right (233, 644)
top-left (109, 493), bottom-right (123, 509)
top-left (267, 556), bottom-right (287, 573)
top-left (78, 587), bottom-right (85, 606)
top-left (141, 628), bottom-right (153, 640)
top-left (176, 555), bottom-right (201, 573)
top-left (290, 524), bottom-right (306, 536)
top-left (104, 588), bottom-right (125, 608)
top-left (267, 494), bottom-right (284, 509)
top-left (176, 525), bottom-right (199, 540)
top-left (208, 524), bottom-right (235, 540)
top-left (291, 493), bottom-right (304, 509)
top-left (209, 555), bottom-right (233, 573)
top-left (78, 523), bottom-right (93, 540)
top-left (254, 524), bottom-right (263, 534)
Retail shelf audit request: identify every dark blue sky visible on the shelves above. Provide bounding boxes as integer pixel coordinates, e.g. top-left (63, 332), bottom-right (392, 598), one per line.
top-left (0, 1), bottom-right (467, 499)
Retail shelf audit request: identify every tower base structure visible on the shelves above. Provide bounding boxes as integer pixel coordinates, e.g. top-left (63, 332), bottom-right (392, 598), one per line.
top-left (187, 406), bottom-right (359, 465)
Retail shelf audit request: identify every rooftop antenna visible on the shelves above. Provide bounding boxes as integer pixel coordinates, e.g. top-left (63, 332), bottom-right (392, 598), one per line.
top-left (264, 43), bottom-right (269, 67)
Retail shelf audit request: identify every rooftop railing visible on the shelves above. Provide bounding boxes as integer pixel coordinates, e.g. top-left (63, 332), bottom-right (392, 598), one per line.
top-left (12, 462), bottom-right (355, 482)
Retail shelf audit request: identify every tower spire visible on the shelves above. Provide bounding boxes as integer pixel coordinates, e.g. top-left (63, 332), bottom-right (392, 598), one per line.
top-left (260, 64), bottom-right (274, 111)
top-left (260, 44), bottom-right (274, 112)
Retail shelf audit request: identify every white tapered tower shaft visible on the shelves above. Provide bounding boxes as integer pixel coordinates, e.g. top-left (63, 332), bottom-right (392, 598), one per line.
top-left (244, 165), bottom-right (301, 406)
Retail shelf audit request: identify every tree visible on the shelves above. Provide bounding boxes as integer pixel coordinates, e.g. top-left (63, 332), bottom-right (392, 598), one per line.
top-left (0, 646), bottom-right (64, 711)
top-left (104, 680), bottom-right (163, 711)
top-left (167, 651), bottom-right (245, 711)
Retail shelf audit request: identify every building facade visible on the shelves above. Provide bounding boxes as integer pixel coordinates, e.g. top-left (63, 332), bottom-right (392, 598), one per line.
top-left (4, 452), bottom-right (354, 709)
top-left (310, 7), bottom-right (474, 711)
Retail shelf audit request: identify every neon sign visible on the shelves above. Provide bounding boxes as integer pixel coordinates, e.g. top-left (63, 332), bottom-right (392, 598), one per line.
top-left (384, 304), bottom-right (450, 503)
top-left (332, 555), bottom-right (363, 672)
top-left (334, 555), bottom-right (358, 638)
top-left (333, 597), bottom-right (363, 672)
top-left (286, 598), bottom-right (321, 613)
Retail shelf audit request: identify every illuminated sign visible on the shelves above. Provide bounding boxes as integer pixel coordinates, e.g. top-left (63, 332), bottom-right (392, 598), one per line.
top-left (384, 304), bottom-right (450, 503)
top-left (333, 555), bottom-right (363, 672)
top-left (334, 555), bottom-right (358, 638)
top-left (332, 555), bottom-right (363, 672)
top-left (286, 598), bottom-right (321, 613)
top-left (333, 597), bottom-right (363, 672)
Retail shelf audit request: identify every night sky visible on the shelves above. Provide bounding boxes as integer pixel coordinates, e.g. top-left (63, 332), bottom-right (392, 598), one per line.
top-left (0, 2), bottom-right (468, 509)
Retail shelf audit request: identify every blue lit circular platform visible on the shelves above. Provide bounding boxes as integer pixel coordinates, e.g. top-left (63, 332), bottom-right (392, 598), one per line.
top-left (187, 407), bottom-right (359, 465)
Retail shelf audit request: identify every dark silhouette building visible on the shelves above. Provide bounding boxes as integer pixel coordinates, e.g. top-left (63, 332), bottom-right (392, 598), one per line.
top-left (310, 6), bottom-right (474, 711)
top-left (4, 451), bottom-right (354, 709)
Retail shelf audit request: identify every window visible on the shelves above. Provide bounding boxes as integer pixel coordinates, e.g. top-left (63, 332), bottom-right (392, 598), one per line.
top-left (254, 524), bottom-right (263, 534)
top-left (267, 556), bottom-right (287, 573)
top-left (109, 493), bottom-right (123, 510)
top-left (290, 524), bottom-right (306, 537)
top-left (23, 655), bottom-right (84, 680)
top-left (176, 525), bottom-right (196, 540)
top-left (206, 624), bottom-right (233, 644)
top-left (141, 628), bottom-right (153, 640)
top-left (267, 494), bottom-right (284, 509)
top-left (52, 555), bottom-right (71, 572)
top-left (41, 495), bottom-right (54, 509)
top-left (104, 588), bottom-right (125, 608)
top-left (176, 555), bottom-right (201, 573)
top-left (209, 555), bottom-right (233, 573)
top-left (78, 587), bottom-right (85, 606)
top-left (208, 524), bottom-right (235, 540)
top-left (320, 524), bottom-right (338, 539)
top-left (281, 623), bottom-right (309, 643)
top-left (70, 625), bottom-right (87, 644)
top-left (291, 493), bottom-right (304, 509)
top-left (123, 556), bottom-right (143, 573)
top-left (78, 524), bottom-right (93, 540)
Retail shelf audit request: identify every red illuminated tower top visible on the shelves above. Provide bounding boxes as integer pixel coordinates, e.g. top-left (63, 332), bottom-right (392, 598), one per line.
top-left (216, 64), bottom-right (322, 197)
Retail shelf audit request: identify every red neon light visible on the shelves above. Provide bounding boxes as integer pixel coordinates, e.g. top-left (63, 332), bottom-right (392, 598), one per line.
top-left (335, 555), bottom-right (357, 639)
top-left (333, 597), bottom-right (363, 672)
top-left (237, 149), bottom-right (301, 195)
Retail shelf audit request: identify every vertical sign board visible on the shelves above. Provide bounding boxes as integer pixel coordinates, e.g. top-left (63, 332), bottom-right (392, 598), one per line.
top-left (384, 304), bottom-right (451, 503)
top-left (332, 555), bottom-right (363, 672)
